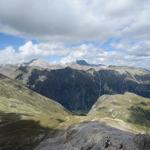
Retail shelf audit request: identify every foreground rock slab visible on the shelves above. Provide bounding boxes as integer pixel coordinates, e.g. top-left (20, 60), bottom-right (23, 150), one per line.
top-left (35, 121), bottom-right (150, 150)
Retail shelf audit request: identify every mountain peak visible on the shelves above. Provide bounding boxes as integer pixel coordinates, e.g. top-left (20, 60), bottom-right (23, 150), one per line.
top-left (76, 60), bottom-right (89, 66)
top-left (76, 59), bottom-right (104, 67)
top-left (22, 59), bottom-right (50, 68)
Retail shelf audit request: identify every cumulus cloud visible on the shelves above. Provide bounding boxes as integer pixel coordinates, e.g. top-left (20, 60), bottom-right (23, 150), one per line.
top-left (0, 41), bottom-right (69, 64)
top-left (110, 39), bottom-right (150, 68)
top-left (0, 46), bottom-right (20, 64)
top-left (0, 40), bottom-right (149, 69)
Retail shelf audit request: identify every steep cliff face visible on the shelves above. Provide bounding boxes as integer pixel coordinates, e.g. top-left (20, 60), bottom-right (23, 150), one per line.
top-left (25, 67), bottom-right (99, 113)
top-left (13, 66), bottom-right (150, 113)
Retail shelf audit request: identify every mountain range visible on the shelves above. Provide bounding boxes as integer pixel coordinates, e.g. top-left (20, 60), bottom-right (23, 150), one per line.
top-left (0, 59), bottom-right (149, 113)
top-left (0, 59), bottom-right (150, 150)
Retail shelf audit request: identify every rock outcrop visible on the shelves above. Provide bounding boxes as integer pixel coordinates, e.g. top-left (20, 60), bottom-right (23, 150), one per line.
top-left (35, 121), bottom-right (150, 150)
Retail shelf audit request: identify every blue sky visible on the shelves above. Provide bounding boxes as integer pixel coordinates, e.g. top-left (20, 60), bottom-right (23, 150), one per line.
top-left (0, 0), bottom-right (149, 68)
top-left (0, 32), bottom-right (116, 51)
top-left (0, 33), bottom-right (25, 49)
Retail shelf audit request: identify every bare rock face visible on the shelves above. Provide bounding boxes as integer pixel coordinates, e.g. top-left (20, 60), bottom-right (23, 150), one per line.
top-left (134, 134), bottom-right (150, 150)
top-left (13, 66), bottom-right (150, 113)
top-left (35, 121), bottom-right (149, 150)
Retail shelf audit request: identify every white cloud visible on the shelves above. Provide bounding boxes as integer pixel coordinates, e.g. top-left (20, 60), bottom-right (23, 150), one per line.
top-left (0, 40), bottom-right (149, 69)
top-left (19, 41), bottom-right (68, 57)
top-left (0, 0), bottom-right (149, 41)
top-left (110, 39), bottom-right (150, 68)
top-left (0, 0), bottom-right (149, 69)
top-left (0, 41), bottom-right (69, 64)
top-left (0, 47), bottom-right (20, 64)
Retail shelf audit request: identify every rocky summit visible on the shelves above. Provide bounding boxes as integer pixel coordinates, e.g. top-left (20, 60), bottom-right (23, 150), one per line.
top-left (35, 121), bottom-right (150, 150)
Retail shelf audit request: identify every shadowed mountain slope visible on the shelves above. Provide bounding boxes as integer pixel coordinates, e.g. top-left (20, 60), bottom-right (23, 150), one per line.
top-left (13, 65), bottom-right (150, 113)
top-left (0, 74), bottom-right (69, 150)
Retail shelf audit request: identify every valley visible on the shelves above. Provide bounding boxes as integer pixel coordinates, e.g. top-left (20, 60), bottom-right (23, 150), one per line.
top-left (0, 59), bottom-right (150, 113)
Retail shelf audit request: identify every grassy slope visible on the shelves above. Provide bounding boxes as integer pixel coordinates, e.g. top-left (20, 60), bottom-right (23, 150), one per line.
top-left (88, 92), bottom-right (150, 133)
top-left (0, 74), bottom-right (69, 150)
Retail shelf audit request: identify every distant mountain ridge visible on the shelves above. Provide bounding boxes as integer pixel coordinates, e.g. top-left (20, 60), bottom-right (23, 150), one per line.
top-left (76, 59), bottom-right (104, 67)
top-left (22, 59), bottom-right (106, 70)
top-left (22, 59), bottom-right (51, 69)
